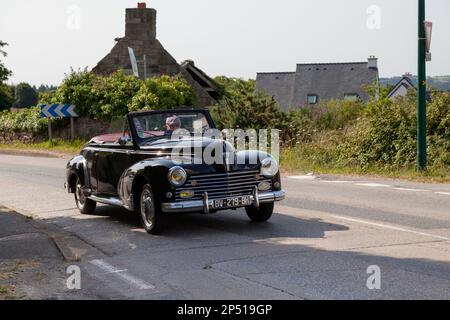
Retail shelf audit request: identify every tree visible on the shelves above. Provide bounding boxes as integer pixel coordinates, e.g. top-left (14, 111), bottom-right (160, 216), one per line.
top-left (37, 84), bottom-right (58, 93)
top-left (0, 41), bottom-right (13, 110)
top-left (0, 41), bottom-right (12, 83)
top-left (13, 82), bottom-right (38, 108)
top-left (0, 84), bottom-right (13, 110)
top-left (49, 70), bottom-right (197, 120)
top-left (210, 77), bottom-right (286, 130)
top-left (214, 76), bottom-right (256, 100)
top-left (129, 75), bottom-right (196, 112)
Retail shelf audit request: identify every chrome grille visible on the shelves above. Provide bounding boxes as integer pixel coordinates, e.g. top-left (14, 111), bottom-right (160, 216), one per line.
top-left (175, 170), bottom-right (272, 201)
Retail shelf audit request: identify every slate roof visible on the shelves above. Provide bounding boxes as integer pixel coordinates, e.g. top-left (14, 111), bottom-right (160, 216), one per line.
top-left (255, 72), bottom-right (296, 111)
top-left (387, 76), bottom-right (416, 99)
top-left (181, 60), bottom-right (219, 100)
top-left (256, 61), bottom-right (379, 111)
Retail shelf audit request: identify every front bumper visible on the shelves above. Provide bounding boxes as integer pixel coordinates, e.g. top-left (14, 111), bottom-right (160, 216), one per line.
top-left (161, 190), bottom-right (285, 214)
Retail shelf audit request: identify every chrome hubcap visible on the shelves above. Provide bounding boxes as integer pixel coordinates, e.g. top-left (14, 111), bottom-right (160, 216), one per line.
top-left (75, 183), bottom-right (85, 207)
top-left (140, 189), bottom-right (154, 228)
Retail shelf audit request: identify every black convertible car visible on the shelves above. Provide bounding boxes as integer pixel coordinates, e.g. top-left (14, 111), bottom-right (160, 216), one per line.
top-left (65, 109), bottom-right (285, 234)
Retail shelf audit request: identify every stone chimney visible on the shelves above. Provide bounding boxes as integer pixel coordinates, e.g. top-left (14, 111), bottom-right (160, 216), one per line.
top-left (368, 55), bottom-right (378, 70)
top-left (403, 72), bottom-right (413, 81)
top-left (125, 3), bottom-right (156, 39)
top-left (92, 3), bottom-right (216, 106)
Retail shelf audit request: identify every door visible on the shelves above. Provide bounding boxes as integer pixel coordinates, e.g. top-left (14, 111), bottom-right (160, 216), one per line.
top-left (93, 146), bottom-right (134, 195)
top-left (92, 117), bottom-right (136, 195)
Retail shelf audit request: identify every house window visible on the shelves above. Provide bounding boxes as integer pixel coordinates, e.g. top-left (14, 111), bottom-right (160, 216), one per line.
top-left (344, 93), bottom-right (359, 101)
top-left (307, 94), bottom-right (318, 105)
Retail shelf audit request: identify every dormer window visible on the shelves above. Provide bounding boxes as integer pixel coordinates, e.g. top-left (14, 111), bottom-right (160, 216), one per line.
top-left (307, 94), bottom-right (318, 105)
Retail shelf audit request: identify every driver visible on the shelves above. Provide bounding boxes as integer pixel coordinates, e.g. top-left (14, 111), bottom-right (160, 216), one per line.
top-left (165, 116), bottom-right (181, 134)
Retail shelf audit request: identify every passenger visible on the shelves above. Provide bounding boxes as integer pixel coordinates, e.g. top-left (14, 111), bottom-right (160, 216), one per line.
top-left (165, 116), bottom-right (181, 133)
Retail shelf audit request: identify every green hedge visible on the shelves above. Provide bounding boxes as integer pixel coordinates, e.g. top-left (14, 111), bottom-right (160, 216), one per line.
top-left (211, 77), bottom-right (449, 172)
top-left (41, 70), bottom-right (196, 120)
top-left (0, 107), bottom-right (47, 134)
top-left (1, 71), bottom-right (197, 136)
top-left (339, 91), bottom-right (450, 169)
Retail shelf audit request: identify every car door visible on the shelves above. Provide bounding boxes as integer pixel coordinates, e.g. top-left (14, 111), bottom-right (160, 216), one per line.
top-left (94, 145), bottom-right (134, 195)
top-left (93, 118), bottom-right (136, 195)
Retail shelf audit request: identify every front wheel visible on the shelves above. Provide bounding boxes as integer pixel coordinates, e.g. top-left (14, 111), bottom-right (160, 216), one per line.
top-left (245, 203), bottom-right (274, 222)
top-left (75, 177), bottom-right (96, 215)
top-left (138, 184), bottom-right (166, 235)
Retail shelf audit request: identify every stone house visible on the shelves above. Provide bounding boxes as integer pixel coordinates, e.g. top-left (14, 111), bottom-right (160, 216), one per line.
top-left (92, 3), bottom-right (217, 107)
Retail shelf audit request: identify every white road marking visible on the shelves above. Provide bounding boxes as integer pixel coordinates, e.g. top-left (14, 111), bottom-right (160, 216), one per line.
top-left (393, 187), bottom-right (429, 192)
top-left (329, 215), bottom-right (450, 241)
top-left (288, 175), bottom-right (316, 181)
top-left (320, 180), bottom-right (353, 184)
top-left (354, 183), bottom-right (392, 188)
top-left (288, 175), bottom-right (448, 195)
top-left (90, 259), bottom-right (155, 290)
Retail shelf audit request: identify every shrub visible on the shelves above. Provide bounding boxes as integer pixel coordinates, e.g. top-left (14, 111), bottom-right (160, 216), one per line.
top-left (50, 70), bottom-right (98, 117)
top-left (211, 78), bottom-right (286, 130)
top-left (129, 75), bottom-right (196, 112)
top-left (0, 107), bottom-right (47, 134)
top-left (212, 76), bottom-right (449, 174)
top-left (90, 71), bottom-right (141, 119)
top-left (210, 77), bottom-right (366, 147)
top-left (339, 91), bottom-right (450, 169)
top-left (285, 100), bottom-right (365, 145)
top-left (46, 70), bottom-right (196, 120)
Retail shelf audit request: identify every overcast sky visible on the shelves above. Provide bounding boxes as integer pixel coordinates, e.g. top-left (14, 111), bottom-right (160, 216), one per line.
top-left (1, 0), bottom-right (449, 86)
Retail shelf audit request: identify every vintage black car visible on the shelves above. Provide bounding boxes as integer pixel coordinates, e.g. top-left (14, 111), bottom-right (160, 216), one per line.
top-left (65, 109), bottom-right (285, 234)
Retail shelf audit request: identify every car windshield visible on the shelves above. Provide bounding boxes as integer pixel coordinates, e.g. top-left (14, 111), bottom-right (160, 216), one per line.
top-left (130, 111), bottom-right (213, 146)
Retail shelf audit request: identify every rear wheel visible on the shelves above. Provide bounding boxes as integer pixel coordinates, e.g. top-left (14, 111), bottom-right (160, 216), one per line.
top-left (245, 203), bottom-right (274, 222)
top-left (138, 184), bottom-right (166, 235)
top-left (75, 177), bottom-right (96, 215)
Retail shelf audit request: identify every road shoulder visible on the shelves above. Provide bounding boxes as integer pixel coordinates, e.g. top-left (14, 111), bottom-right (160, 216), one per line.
top-left (0, 206), bottom-right (99, 299)
top-left (0, 148), bottom-right (73, 159)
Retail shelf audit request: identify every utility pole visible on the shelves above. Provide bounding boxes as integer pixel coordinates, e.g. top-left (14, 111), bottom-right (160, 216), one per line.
top-left (417, 0), bottom-right (427, 170)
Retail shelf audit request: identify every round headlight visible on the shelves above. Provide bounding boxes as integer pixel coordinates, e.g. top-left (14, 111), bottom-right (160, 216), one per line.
top-left (260, 157), bottom-right (279, 177)
top-left (168, 167), bottom-right (187, 186)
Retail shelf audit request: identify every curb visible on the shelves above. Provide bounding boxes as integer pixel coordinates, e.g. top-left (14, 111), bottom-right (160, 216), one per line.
top-left (29, 219), bottom-right (102, 262)
top-left (0, 205), bottom-right (103, 262)
top-left (0, 149), bottom-right (73, 159)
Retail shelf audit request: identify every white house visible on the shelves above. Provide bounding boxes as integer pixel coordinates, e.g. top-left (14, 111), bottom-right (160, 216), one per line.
top-left (387, 73), bottom-right (416, 100)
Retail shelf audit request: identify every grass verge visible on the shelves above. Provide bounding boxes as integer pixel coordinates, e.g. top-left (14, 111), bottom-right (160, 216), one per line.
top-left (281, 145), bottom-right (450, 184)
top-left (0, 139), bottom-right (86, 156)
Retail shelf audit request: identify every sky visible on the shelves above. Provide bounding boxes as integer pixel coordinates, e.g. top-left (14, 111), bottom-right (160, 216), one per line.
top-left (1, 0), bottom-right (449, 86)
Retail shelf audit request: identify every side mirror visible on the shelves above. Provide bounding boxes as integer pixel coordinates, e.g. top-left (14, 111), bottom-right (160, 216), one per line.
top-left (118, 136), bottom-right (129, 146)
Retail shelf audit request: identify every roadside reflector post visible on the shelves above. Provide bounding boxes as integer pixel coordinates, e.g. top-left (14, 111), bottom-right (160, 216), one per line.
top-left (47, 117), bottom-right (52, 143)
top-left (70, 117), bottom-right (75, 141)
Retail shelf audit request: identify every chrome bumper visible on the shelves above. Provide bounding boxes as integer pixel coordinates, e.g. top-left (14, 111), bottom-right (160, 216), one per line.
top-left (161, 190), bottom-right (285, 214)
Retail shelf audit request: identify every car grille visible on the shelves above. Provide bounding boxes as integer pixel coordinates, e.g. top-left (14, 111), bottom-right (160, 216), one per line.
top-left (175, 170), bottom-right (272, 201)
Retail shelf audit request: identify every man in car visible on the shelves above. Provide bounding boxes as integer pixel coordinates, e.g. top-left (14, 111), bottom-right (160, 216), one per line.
top-left (165, 116), bottom-right (181, 134)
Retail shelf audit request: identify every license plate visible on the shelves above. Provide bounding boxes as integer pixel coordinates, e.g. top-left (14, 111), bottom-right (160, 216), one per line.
top-left (210, 195), bottom-right (253, 210)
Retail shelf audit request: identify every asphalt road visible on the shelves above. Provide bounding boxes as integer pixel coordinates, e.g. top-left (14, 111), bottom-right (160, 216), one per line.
top-left (0, 154), bottom-right (449, 300)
